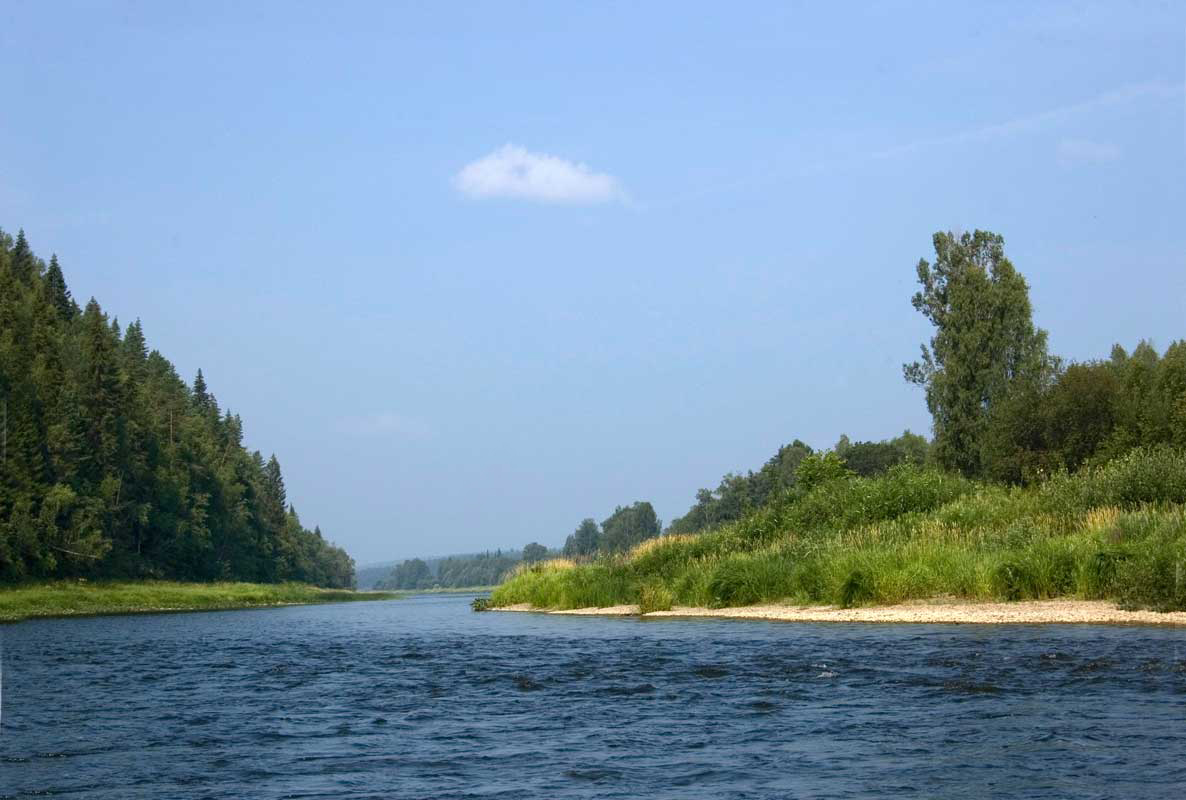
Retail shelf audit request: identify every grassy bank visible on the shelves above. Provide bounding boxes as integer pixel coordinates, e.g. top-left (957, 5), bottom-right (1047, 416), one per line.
top-left (0, 580), bottom-right (400, 623)
top-left (491, 447), bottom-right (1186, 613)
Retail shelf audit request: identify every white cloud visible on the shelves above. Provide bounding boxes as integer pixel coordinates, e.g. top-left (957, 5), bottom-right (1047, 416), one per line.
top-left (454, 144), bottom-right (622, 204)
top-left (336, 412), bottom-right (431, 438)
top-left (1056, 138), bottom-right (1122, 166)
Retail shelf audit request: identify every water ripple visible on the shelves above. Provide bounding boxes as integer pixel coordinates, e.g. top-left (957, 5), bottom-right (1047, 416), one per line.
top-left (2, 595), bottom-right (1185, 798)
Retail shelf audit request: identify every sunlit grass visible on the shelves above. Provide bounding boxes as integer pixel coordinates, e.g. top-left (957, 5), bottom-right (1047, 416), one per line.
top-left (491, 448), bottom-right (1186, 612)
top-left (0, 580), bottom-right (399, 623)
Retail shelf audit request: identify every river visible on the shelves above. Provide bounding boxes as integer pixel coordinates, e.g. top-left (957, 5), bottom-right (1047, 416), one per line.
top-left (2, 593), bottom-right (1185, 798)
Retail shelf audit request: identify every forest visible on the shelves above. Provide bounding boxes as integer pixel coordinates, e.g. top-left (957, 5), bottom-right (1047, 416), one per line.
top-left (0, 228), bottom-right (355, 587)
top-left (493, 230), bottom-right (1186, 612)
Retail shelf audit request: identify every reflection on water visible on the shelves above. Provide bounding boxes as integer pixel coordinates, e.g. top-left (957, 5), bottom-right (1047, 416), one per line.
top-left (2, 594), bottom-right (1185, 798)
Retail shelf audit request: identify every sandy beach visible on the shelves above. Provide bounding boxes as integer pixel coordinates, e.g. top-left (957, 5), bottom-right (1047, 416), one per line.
top-left (492, 599), bottom-right (1186, 625)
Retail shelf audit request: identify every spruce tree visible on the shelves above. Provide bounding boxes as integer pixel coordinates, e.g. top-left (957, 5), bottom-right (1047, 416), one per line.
top-left (43, 255), bottom-right (77, 320)
top-left (191, 369), bottom-right (218, 415)
top-left (10, 229), bottom-right (36, 284)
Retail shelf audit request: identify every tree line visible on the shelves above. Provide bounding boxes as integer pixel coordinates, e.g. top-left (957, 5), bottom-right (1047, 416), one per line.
top-left (376, 550), bottom-right (527, 590)
top-left (541, 435), bottom-right (929, 560)
top-left (0, 228), bottom-right (354, 586)
top-left (550, 228), bottom-right (1185, 552)
top-left (904, 229), bottom-right (1185, 482)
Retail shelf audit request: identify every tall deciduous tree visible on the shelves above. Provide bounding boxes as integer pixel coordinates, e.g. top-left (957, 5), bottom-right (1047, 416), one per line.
top-left (600, 502), bottom-right (660, 554)
top-left (904, 230), bottom-right (1050, 477)
top-left (522, 542), bottom-right (548, 563)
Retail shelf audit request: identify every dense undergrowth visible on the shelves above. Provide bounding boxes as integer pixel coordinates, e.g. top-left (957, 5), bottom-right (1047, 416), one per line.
top-left (490, 447), bottom-right (1186, 612)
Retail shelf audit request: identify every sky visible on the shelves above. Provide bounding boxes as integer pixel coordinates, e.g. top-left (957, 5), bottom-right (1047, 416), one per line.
top-left (1, 1), bottom-right (1183, 564)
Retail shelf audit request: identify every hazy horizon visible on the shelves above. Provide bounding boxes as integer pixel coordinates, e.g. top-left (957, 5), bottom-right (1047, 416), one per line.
top-left (3, 1), bottom-right (1183, 563)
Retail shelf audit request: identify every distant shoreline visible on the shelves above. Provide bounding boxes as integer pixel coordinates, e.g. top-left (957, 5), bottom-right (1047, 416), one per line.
top-left (491, 599), bottom-right (1186, 626)
top-left (400, 586), bottom-right (495, 594)
top-left (0, 581), bottom-right (399, 624)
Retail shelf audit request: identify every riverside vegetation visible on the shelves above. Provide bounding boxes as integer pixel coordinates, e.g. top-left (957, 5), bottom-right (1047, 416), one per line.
top-left (492, 448), bottom-right (1186, 612)
top-left (492, 230), bottom-right (1186, 613)
top-left (0, 580), bottom-right (398, 623)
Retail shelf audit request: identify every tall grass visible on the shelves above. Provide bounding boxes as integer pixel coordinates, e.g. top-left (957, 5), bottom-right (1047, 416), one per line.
top-left (490, 448), bottom-right (1186, 612)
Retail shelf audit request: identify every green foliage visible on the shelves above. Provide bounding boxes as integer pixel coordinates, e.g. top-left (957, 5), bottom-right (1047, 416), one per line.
top-left (491, 449), bottom-right (1186, 613)
top-left (493, 228), bottom-right (1186, 615)
top-left (793, 450), bottom-right (854, 492)
top-left (705, 549), bottom-right (797, 607)
top-left (984, 343), bottom-right (1186, 483)
top-left (377, 550), bottom-right (520, 590)
top-left (490, 560), bottom-right (637, 609)
top-left (0, 580), bottom-right (394, 622)
top-left (667, 433), bottom-right (931, 538)
top-left (905, 230), bottom-right (1051, 477)
top-left (600, 501), bottom-right (660, 554)
top-left (522, 542), bottom-right (549, 563)
top-left (381, 557), bottom-right (432, 589)
top-left (835, 430), bottom-right (930, 477)
top-left (1041, 446), bottom-right (1186, 510)
top-left (0, 227), bottom-right (354, 587)
top-left (667, 440), bottom-right (813, 535)
top-left (638, 583), bottom-right (674, 613)
top-left (563, 518), bottom-right (601, 557)
top-left (788, 465), bottom-right (975, 531)
top-left (838, 569), bottom-right (875, 608)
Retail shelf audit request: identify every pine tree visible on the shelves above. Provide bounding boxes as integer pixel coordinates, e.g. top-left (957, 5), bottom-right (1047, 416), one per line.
top-left (264, 454), bottom-right (287, 511)
top-left (43, 255), bottom-right (77, 321)
top-left (191, 369), bottom-right (218, 415)
top-left (73, 299), bottom-right (126, 485)
top-left (10, 229), bottom-right (36, 284)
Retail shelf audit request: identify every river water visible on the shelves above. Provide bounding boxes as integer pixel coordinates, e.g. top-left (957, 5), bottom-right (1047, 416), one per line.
top-left (2, 593), bottom-right (1185, 798)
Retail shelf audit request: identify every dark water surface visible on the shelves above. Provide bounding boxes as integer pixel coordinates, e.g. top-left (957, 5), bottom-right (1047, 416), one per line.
top-left (3, 594), bottom-right (1186, 799)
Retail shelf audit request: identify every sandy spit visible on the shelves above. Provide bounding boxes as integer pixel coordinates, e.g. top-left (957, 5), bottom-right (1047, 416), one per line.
top-left (490, 599), bottom-right (1186, 626)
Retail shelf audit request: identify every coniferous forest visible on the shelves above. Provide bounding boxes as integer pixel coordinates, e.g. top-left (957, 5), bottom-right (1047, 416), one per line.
top-left (0, 228), bottom-right (355, 587)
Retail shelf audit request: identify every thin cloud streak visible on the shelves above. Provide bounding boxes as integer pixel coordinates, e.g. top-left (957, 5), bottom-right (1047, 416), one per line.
top-left (659, 80), bottom-right (1181, 210)
top-left (862, 81), bottom-right (1174, 163)
top-left (1056, 138), bottom-right (1122, 166)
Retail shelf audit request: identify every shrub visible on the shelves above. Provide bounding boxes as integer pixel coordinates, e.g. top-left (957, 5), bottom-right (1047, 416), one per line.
top-left (1044, 446), bottom-right (1186, 509)
top-left (705, 551), bottom-right (796, 607)
top-left (838, 568), bottom-right (875, 608)
top-left (794, 451), bottom-right (855, 492)
top-left (790, 466), bottom-right (975, 531)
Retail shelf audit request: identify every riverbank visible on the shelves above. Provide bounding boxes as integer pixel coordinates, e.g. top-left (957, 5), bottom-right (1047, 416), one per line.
top-left (490, 449), bottom-right (1186, 614)
top-left (493, 599), bottom-right (1186, 625)
top-left (0, 581), bottom-right (399, 623)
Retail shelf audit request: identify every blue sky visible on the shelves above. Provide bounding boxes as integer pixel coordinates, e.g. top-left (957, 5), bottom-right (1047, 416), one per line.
top-left (2, 1), bottom-right (1183, 563)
